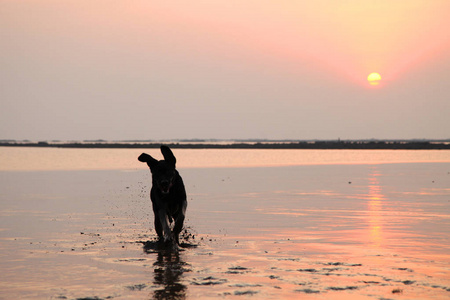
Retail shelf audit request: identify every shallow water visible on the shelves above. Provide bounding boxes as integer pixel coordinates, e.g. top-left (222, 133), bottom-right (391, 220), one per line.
top-left (0, 149), bottom-right (449, 299)
top-left (1, 147), bottom-right (450, 170)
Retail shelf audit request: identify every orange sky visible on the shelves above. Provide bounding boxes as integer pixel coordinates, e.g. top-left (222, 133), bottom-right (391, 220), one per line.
top-left (1, 1), bottom-right (449, 140)
top-left (151, 1), bottom-right (450, 86)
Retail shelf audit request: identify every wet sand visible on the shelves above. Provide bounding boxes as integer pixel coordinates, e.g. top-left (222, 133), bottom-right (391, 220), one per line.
top-left (1, 163), bottom-right (449, 299)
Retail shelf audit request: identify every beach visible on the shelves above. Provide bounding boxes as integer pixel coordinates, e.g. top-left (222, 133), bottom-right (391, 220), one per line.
top-left (0, 148), bottom-right (449, 299)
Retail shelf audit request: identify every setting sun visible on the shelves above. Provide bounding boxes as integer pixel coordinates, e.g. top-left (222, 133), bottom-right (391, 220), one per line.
top-left (367, 72), bottom-right (382, 85)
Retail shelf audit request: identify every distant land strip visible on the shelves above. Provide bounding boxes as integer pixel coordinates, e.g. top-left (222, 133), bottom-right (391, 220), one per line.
top-left (1, 141), bottom-right (450, 150)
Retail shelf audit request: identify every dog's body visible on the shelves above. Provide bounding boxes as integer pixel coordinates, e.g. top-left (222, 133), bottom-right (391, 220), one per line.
top-left (138, 146), bottom-right (187, 245)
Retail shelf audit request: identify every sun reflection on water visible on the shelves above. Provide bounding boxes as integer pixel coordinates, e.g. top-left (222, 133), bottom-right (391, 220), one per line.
top-left (366, 167), bottom-right (386, 248)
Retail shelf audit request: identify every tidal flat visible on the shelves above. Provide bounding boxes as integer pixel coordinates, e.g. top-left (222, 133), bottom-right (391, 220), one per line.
top-left (0, 148), bottom-right (449, 299)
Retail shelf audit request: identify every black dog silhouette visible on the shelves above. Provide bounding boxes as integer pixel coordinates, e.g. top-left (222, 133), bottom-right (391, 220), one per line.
top-left (138, 146), bottom-right (187, 245)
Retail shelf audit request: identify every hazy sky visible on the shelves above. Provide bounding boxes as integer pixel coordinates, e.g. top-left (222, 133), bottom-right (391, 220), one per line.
top-left (1, 1), bottom-right (449, 141)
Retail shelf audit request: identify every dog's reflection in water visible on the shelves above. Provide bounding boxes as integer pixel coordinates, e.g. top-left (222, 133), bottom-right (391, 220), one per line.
top-left (144, 241), bottom-right (191, 300)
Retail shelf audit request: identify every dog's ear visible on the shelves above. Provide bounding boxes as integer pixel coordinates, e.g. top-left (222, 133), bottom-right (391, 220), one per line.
top-left (160, 145), bottom-right (176, 167)
top-left (138, 153), bottom-right (158, 170)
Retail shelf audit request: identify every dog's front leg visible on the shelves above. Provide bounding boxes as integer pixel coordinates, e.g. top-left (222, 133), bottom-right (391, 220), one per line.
top-left (158, 210), bottom-right (172, 243)
top-left (173, 202), bottom-right (187, 245)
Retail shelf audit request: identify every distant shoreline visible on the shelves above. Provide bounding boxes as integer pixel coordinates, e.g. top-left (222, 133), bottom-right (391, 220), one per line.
top-left (1, 141), bottom-right (450, 150)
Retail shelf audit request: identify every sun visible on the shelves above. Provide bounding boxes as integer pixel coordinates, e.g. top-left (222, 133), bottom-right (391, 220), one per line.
top-left (367, 72), bottom-right (382, 85)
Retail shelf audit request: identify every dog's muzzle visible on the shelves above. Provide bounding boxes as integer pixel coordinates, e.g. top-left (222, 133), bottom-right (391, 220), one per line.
top-left (159, 180), bottom-right (173, 194)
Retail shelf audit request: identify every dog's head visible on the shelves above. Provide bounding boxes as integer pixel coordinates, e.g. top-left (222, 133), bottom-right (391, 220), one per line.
top-left (138, 146), bottom-right (177, 195)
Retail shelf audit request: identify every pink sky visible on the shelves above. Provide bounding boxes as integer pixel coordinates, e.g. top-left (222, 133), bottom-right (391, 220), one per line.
top-left (1, 1), bottom-right (449, 140)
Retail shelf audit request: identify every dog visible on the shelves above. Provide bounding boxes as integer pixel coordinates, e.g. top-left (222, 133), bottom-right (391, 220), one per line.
top-left (138, 146), bottom-right (187, 245)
